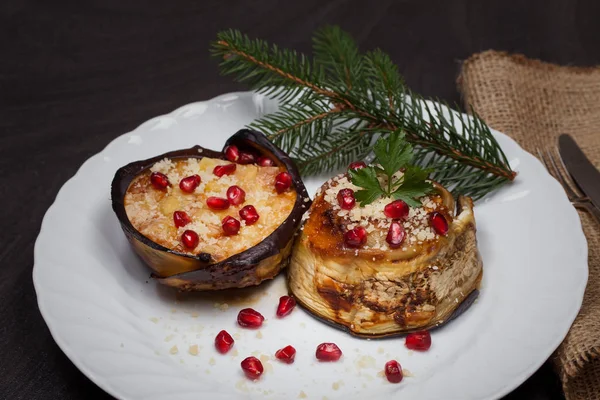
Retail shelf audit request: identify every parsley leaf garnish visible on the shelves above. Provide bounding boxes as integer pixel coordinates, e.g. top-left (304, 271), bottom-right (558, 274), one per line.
top-left (351, 167), bottom-right (386, 205)
top-left (349, 130), bottom-right (434, 207)
top-left (373, 130), bottom-right (413, 178)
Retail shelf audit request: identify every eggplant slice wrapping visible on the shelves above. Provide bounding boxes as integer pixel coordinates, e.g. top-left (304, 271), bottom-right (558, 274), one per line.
top-left (111, 129), bottom-right (310, 291)
top-left (288, 180), bottom-right (482, 337)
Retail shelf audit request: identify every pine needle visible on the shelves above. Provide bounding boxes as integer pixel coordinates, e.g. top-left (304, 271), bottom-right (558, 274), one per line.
top-left (211, 26), bottom-right (516, 200)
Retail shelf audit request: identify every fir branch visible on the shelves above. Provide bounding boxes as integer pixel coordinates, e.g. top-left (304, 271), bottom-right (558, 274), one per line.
top-left (295, 121), bottom-right (374, 176)
top-left (249, 100), bottom-right (339, 157)
top-left (212, 30), bottom-right (327, 103)
top-left (211, 27), bottom-right (516, 200)
top-left (313, 26), bottom-right (363, 93)
top-left (362, 49), bottom-right (405, 114)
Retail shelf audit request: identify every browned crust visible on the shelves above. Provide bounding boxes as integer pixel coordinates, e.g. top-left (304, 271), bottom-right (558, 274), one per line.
top-left (292, 270), bottom-right (482, 339)
top-left (302, 179), bottom-right (454, 260)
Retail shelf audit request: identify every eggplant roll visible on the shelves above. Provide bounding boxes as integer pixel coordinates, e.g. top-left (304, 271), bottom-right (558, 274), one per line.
top-left (288, 174), bottom-right (482, 337)
top-left (111, 129), bottom-right (311, 291)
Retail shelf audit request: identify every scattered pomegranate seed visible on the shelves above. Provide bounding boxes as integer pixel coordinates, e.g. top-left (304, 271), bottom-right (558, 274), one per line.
top-left (179, 174), bottom-right (201, 193)
top-left (315, 343), bottom-right (342, 362)
top-left (337, 188), bottom-right (356, 210)
top-left (226, 185), bottom-right (246, 206)
top-left (150, 171), bottom-right (169, 190)
top-left (405, 331), bottom-right (432, 351)
top-left (238, 151), bottom-right (256, 165)
top-left (384, 200), bottom-right (409, 219)
top-left (344, 227), bottom-right (367, 248)
top-left (241, 356), bottom-right (264, 380)
top-left (275, 345), bottom-right (296, 364)
top-left (384, 360), bottom-right (403, 383)
top-left (274, 172), bottom-right (292, 193)
top-left (386, 221), bottom-right (406, 248)
top-left (276, 296), bottom-right (296, 317)
top-left (224, 145), bottom-right (239, 162)
top-left (257, 156), bottom-right (275, 167)
top-left (237, 308), bottom-right (264, 328)
top-left (214, 330), bottom-right (235, 354)
top-left (348, 161), bottom-right (367, 170)
top-left (173, 211), bottom-right (191, 228)
top-left (181, 230), bottom-right (199, 249)
top-left (430, 212), bottom-right (449, 235)
top-left (239, 205), bottom-right (260, 225)
top-left (206, 196), bottom-right (230, 210)
top-left (222, 216), bottom-right (241, 236)
top-left (213, 163), bottom-right (236, 177)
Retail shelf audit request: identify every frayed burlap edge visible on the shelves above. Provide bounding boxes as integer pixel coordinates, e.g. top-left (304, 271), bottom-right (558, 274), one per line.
top-left (459, 50), bottom-right (600, 400)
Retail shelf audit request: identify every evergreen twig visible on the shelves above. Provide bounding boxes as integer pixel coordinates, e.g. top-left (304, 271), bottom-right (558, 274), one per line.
top-left (211, 26), bottom-right (516, 200)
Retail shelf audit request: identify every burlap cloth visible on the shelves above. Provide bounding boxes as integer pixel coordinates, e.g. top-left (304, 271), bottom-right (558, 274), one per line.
top-left (459, 51), bottom-right (600, 400)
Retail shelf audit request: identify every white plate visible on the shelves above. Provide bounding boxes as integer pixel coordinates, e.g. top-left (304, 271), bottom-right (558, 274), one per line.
top-left (34, 92), bottom-right (588, 400)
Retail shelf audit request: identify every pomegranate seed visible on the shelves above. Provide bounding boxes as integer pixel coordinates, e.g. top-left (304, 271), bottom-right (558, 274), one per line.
top-left (274, 172), bottom-right (292, 193)
top-left (150, 172), bottom-right (169, 190)
top-left (348, 161), bottom-right (367, 170)
top-left (238, 151), bottom-right (256, 165)
top-left (344, 227), bottom-right (367, 248)
top-left (214, 330), bottom-right (235, 354)
top-left (405, 331), bottom-right (432, 351)
top-left (222, 216), bottom-right (241, 236)
top-left (181, 230), bottom-right (199, 249)
top-left (206, 196), bottom-right (230, 210)
top-left (384, 360), bottom-right (403, 383)
top-left (239, 205), bottom-right (259, 225)
top-left (430, 212), bottom-right (449, 235)
top-left (337, 188), bottom-right (356, 210)
top-left (224, 145), bottom-right (239, 162)
top-left (213, 163), bottom-right (236, 177)
top-left (173, 211), bottom-right (191, 228)
top-left (241, 356), bottom-right (264, 380)
top-left (275, 345), bottom-right (296, 364)
top-left (179, 174), bottom-right (201, 193)
top-left (257, 156), bottom-right (275, 167)
top-left (276, 295), bottom-right (296, 317)
top-left (237, 308), bottom-right (264, 328)
top-left (226, 185), bottom-right (246, 206)
top-left (384, 200), bottom-right (409, 219)
top-left (386, 221), bottom-right (406, 248)
top-left (315, 343), bottom-right (342, 362)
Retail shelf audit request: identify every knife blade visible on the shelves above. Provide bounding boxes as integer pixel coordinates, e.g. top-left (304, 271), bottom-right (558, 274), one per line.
top-left (558, 134), bottom-right (600, 211)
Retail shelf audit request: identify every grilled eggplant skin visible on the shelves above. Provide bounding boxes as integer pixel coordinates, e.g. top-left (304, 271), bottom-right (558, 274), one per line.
top-left (111, 129), bottom-right (311, 291)
top-left (288, 182), bottom-right (482, 338)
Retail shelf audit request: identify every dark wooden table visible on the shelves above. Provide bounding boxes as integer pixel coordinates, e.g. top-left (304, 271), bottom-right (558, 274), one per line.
top-left (2, 1), bottom-right (598, 398)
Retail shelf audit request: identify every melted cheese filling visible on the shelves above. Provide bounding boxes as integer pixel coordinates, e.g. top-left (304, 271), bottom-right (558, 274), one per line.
top-left (124, 157), bottom-right (296, 261)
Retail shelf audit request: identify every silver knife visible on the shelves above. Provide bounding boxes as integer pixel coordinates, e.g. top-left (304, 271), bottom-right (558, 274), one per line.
top-left (558, 134), bottom-right (600, 211)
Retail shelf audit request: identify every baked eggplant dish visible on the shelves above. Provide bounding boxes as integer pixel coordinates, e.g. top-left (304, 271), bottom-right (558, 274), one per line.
top-left (288, 162), bottom-right (483, 337)
top-left (111, 129), bottom-right (310, 291)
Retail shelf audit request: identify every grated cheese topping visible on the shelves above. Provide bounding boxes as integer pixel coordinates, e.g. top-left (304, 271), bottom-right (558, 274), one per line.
top-left (319, 173), bottom-right (444, 250)
top-left (125, 157), bottom-right (296, 261)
